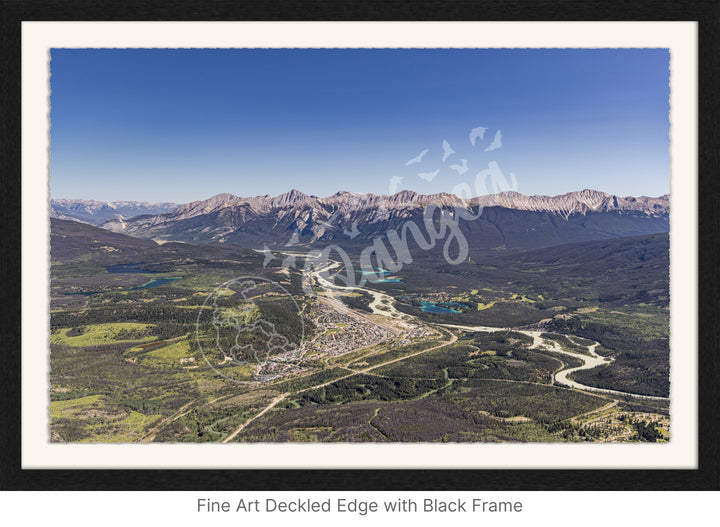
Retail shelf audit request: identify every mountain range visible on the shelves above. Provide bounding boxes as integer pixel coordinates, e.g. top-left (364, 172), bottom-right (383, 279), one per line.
top-left (474, 189), bottom-right (668, 219)
top-left (91, 189), bottom-right (669, 251)
top-left (50, 199), bottom-right (179, 225)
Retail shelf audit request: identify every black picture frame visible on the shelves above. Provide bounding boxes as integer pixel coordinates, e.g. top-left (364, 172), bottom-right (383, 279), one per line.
top-left (1, 0), bottom-right (718, 491)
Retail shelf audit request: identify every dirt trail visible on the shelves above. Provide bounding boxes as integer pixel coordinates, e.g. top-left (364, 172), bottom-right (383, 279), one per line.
top-left (138, 393), bottom-right (234, 443)
top-left (137, 397), bottom-right (203, 443)
top-left (569, 400), bottom-right (618, 423)
top-left (222, 393), bottom-right (288, 443)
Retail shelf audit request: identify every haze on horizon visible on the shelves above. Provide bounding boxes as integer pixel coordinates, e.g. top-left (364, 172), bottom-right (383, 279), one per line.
top-left (50, 48), bottom-right (670, 203)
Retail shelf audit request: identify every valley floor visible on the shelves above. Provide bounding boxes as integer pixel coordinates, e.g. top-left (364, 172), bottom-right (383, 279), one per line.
top-left (50, 246), bottom-right (670, 444)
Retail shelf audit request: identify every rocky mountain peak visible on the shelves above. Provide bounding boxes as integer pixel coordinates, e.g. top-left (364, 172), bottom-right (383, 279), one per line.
top-left (272, 189), bottom-right (311, 207)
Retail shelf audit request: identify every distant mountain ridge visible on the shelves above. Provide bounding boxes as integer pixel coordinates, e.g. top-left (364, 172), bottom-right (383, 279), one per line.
top-left (103, 188), bottom-right (668, 227)
top-left (95, 189), bottom-right (669, 251)
top-left (50, 199), bottom-right (179, 225)
top-left (474, 189), bottom-right (669, 220)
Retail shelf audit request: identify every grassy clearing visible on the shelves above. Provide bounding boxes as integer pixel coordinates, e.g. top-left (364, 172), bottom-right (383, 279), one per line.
top-left (50, 394), bottom-right (163, 442)
top-left (497, 422), bottom-right (558, 442)
top-left (215, 362), bottom-right (256, 380)
top-left (576, 306), bottom-right (599, 314)
top-left (50, 322), bottom-right (157, 347)
top-left (130, 338), bottom-right (197, 368)
top-left (585, 308), bottom-right (669, 339)
top-left (50, 394), bottom-right (104, 417)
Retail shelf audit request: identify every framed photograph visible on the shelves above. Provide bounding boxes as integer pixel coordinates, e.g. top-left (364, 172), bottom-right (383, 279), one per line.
top-left (2, 1), bottom-right (718, 490)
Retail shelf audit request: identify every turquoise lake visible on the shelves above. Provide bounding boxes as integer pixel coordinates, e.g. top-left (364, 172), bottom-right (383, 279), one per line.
top-left (419, 301), bottom-right (468, 314)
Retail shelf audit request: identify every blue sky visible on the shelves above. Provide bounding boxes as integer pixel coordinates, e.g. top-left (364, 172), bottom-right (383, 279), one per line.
top-left (50, 48), bottom-right (669, 203)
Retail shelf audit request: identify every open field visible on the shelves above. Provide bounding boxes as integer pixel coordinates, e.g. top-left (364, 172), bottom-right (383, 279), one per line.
top-left (51, 323), bottom-right (157, 347)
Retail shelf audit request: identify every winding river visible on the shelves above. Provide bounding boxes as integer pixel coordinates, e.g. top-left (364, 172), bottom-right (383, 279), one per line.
top-left (439, 324), bottom-right (668, 401)
top-left (306, 258), bottom-right (669, 402)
